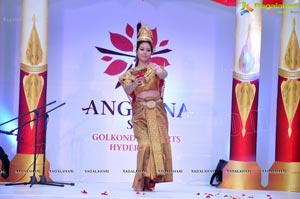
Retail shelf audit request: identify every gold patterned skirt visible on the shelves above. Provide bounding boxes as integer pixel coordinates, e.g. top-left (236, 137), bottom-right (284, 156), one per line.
top-left (131, 97), bottom-right (173, 191)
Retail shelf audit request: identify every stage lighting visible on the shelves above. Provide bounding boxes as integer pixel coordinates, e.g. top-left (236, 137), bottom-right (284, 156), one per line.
top-left (0, 146), bottom-right (10, 179)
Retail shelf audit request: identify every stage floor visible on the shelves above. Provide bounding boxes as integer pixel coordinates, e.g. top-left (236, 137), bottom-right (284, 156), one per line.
top-left (0, 181), bottom-right (299, 199)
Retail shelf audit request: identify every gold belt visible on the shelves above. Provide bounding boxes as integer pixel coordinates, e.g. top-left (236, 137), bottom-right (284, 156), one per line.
top-left (139, 98), bottom-right (162, 109)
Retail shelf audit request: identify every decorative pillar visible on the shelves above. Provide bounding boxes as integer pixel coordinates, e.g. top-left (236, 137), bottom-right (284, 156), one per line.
top-left (267, 0), bottom-right (300, 192)
top-left (219, 0), bottom-right (263, 189)
top-left (7, 0), bottom-right (51, 182)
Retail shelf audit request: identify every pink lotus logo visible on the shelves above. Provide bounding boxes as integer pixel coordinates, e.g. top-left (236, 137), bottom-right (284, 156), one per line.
top-left (96, 23), bottom-right (172, 89)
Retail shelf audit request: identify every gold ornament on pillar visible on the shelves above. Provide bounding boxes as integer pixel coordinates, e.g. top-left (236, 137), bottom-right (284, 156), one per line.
top-left (281, 18), bottom-right (300, 137)
top-left (236, 26), bottom-right (256, 137)
top-left (284, 18), bottom-right (300, 71)
top-left (235, 82), bottom-right (256, 137)
top-left (23, 15), bottom-right (44, 129)
top-left (281, 80), bottom-right (300, 137)
top-left (239, 25), bottom-right (255, 74)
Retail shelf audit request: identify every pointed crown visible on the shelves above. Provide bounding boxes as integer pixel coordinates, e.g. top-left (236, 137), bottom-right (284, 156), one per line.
top-left (137, 25), bottom-right (153, 44)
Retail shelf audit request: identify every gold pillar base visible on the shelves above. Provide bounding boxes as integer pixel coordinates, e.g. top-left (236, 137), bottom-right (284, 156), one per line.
top-left (218, 160), bottom-right (263, 190)
top-left (3, 153), bottom-right (52, 183)
top-left (266, 161), bottom-right (300, 192)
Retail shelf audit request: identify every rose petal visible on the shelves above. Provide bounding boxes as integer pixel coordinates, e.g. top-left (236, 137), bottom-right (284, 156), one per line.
top-left (101, 191), bottom-right (108, 195)
top-left (150, 56), bottom-right (170, 67)
top-left (102, 56), bottom-right (112, 61)
top-left (151, 28), bottom-right (158, 49)
top-left (125, 23), bottom-right (134, 38)
top-left (110, 32), bottom-right (133, 52)
top-left (159, 40), bottom-right (169, 47)
top-left (104, 59), bottom-right (128, 76)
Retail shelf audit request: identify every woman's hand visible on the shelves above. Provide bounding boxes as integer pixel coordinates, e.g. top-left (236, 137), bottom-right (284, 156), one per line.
top-left (149, 62), bottom-right (168, 79)
top-left (149, 62), bottom-right (160, 72)
top-left (134, 75), bottom-right (144, 86)
top-left (124, 76), bottom-right (143, 95)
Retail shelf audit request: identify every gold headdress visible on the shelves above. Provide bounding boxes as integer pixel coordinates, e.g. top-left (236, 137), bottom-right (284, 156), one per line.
top-left (137, 25), bottom-right (153, 44)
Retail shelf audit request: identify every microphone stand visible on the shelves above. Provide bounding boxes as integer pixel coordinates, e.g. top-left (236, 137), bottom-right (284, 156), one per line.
top-left (29, 109), bottom-right (40, 186)
top-left (0, 103), bottom-right (51, 182)
top-left (0, 130), bottom-right (17, 136)
top-left (5, 108), bottom-right (47, 186)
top-left (2, 101), bottom-right (74, 187)
top-left (38, 102), bottom-right (75, 187)
top-left (0, 101), bottom-right (56, 127)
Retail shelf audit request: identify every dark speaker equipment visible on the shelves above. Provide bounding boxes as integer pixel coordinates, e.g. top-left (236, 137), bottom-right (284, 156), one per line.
top-left (210, 159), bottom-right (228, 186)
top-left (0, 146), bottom-right (10, 179)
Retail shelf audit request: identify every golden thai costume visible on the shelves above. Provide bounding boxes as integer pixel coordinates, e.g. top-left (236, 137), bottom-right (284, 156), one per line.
top-left (119, 65), bottom-right (173, 191)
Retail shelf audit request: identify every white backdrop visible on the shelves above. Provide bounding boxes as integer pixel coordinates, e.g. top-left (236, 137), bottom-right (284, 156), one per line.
top-left (0, 0), bottom-right (281, 186)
